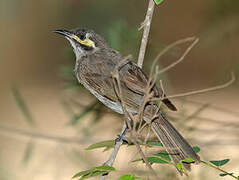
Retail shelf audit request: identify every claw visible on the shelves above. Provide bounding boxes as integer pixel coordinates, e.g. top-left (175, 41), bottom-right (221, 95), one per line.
top-left (115, 134), bottom-right (128, 144)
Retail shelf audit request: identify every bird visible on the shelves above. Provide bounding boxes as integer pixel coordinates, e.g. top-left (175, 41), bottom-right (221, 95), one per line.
top-left (53, 28), bottom-right (200, 173)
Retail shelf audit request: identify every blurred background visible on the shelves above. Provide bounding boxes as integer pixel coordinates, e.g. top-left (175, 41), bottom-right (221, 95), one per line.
top-left (0, 0), bottom-right (239, 179)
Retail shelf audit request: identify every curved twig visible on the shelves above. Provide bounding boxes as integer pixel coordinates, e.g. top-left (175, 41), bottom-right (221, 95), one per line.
top-left (152, 72), bottom-right (235, 101)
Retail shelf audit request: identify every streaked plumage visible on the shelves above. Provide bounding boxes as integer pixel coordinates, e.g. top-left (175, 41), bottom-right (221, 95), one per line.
top-left (54, 28), bottom-right (200, 173)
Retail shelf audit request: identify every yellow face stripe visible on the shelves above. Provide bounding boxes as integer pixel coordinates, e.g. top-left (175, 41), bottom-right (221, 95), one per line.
top-left (72, 33), bottom-right (95, 47)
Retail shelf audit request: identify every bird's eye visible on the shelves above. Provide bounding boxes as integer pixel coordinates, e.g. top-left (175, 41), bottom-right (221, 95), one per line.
top-left (79, 35), bottom-right (86, 40)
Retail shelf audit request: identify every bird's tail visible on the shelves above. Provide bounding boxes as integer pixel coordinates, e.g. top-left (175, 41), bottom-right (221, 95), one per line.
top-left (151, 112), bottom-right (200, 172)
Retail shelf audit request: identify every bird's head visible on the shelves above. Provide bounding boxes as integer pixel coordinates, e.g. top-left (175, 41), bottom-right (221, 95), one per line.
top-left (53, 28), bottom-right (107, 58)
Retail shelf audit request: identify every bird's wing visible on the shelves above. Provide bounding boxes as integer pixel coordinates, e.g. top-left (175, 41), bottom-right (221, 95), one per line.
top-left (119, 61), bottom-right (177, 111)
top-left (81, 58), bottom-right (176, 112)
top-left (82, 60), bottom-right (141, 111)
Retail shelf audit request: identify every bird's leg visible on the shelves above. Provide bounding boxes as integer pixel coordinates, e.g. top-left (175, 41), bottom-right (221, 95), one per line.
top-left (115, 121), bottom-right (129, 144)
top-left (103, 121), bottom-right (128, 167)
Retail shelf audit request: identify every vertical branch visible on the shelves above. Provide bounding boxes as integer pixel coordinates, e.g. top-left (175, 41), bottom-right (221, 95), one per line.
top-left (137, 0), bottom-right (155, 68)
top-left (100, 1), bottom-right (156, 178)
top-left (100, 122), bottom-right (128, 180)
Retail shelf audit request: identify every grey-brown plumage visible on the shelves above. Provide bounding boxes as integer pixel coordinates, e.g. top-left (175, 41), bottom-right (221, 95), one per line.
top-left (54, 28), bottom-right (200, 172)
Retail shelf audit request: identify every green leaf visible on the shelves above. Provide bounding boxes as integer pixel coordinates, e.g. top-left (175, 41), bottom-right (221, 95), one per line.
top-left (79, 171), bottom-right (106, 180)
top-left (147, 157), bottom-right (169, 164)
top-left (11, 86), bottom-right (35, 126)
top-left (132, 154), bottom-right (169, 164)
top-left (146, 141), bottom-right (163, 147)
top-left (94, 166), bottom-right (115, 171)
top-left (219, 173), bottom-right (234, 177)
top-left (86, 140), bottom-right (115, 150)
top-left (155, 152), bottom-right (171, 161)
top-left (73, 169), bottom-right (92, 178)
top-left (176, 162), bottom-right (183, 171)
top-left (210, 159), bottom-right (230, 167)
top-left (73, 166), bottom-right (115, 179)
top-left (118, 174), bottom-right (135, 180)
top-left (192, 146), bottom-right (200, 153)
top-left (154, 0), bottom-right (164, 5)
top-left (182, 158), bottom-right (195, 163)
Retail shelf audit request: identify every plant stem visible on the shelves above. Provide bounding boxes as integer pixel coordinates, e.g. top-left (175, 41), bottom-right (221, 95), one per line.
top-left (100, 122), bottom-right (128, 180)
top-left (201, 160), bottom-right (239, 180)
top-left (137, 0), bottom-right (155, 68)
top-left (151, 72), bottom-right (235, 101)
top-left (100, 0), bottom-right (156, 178)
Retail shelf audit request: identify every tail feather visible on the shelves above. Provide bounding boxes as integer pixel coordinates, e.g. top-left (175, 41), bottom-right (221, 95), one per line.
top-left (151, 112), bottom-right (200, 172)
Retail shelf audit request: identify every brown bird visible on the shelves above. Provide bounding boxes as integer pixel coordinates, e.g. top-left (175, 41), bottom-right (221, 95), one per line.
top-left (53, 28), bottom-right (200, 172)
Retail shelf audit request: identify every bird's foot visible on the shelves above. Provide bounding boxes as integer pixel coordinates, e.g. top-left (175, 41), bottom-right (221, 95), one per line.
top-left (115, 134), bottom-right (128, 144)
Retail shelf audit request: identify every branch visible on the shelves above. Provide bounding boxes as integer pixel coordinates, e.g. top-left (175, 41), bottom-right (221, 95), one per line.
top-left (150, 36), bottom-right (198, 77)
top-left (137, 0), bottom-right (155, 68)
top-left (100, 0), bottom-right (162, 178)
top-left (100, 56), bottom-right (133, 180)
top-left (100, 122), bottom-right (128, 180)
top-left (157, 37), bottom-right (199, 75)
top-left (132, 136), bottom-right (160, 179)
top-left (101, 54), bottom-right (160, 179)
top-left (184, 99), bottom-right (239, 117)
top-left (201, 160), bottom-right (239, 180)
top-left (152, 72), bottom-right (235, 101)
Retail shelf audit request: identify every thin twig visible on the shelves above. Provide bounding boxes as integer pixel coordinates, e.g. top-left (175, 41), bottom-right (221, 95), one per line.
top-left (132, 137), bottom-right (160, 179)
top-left (137, 76), bottom-right (154, 132)
top-left (109, 55), bottom-right (160, 179)
top-left (144, 125), bottom-right (152, 145)
top-left (201, 160), bottom-right (239, 180)
top-left (112, 56), bottom-right (135, 126)
top-left (137, 0), bottom-right (155, 68)
top-left (149, 37), bottom-right (198, 77)
top-left (99, 56), bottom-right (133, 180)
top-left (184, 99), bottom-right (239, 117)
top-left (116, 86), bottom-right (160, 179)
top-left (151, 72), bottom-right (235, 101)
top-left (158, 37), bottom-right (199, 75)
top-left (137, 65), bottom-right (161, 132)
top-left (98, 1), bottom-right (201, 179)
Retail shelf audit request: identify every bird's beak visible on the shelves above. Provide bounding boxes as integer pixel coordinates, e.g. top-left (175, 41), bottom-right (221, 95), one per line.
top-left (53, 29), bottom-right (96, 49)
top-left (53, 29), bottom-right (73, 39)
